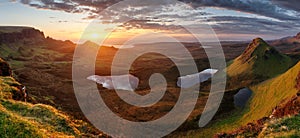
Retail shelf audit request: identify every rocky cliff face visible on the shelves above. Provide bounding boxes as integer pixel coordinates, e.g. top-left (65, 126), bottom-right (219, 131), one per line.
top-left (0, 27), bottom-right (45, 43)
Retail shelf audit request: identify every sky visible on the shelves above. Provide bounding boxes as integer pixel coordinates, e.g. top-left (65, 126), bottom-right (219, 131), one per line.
top-left (1, 0), bottom-right (300, 44)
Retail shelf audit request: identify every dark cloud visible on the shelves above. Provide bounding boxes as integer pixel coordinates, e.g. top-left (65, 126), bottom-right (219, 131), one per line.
top-left (20, 0), bottom-right (76, 12)
top-left (179, 0), bottom-right (298, 20)
top-left (15, 0), bottom-right (299, 20)
top-left (20, 0), bottom-right (30, 4)
top-left (271, 0), bottom-right (300, 12)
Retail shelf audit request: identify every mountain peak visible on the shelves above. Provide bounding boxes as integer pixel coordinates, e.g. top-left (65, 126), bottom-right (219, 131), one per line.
top-left (252, 37), bottom-right (266, 44)
top-left (227, 37), bottom-right (294, 88)
top-left (239, 38), bottom-right (276, 63)
top-left (227, 38), bottom-right (293, 78)
top-left (249, 37), bottom-right (269, 49)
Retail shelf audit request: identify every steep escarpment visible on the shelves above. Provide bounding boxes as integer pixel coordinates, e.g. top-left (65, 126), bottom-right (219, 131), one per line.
top-left (0, 26), bottom-right (45, 43)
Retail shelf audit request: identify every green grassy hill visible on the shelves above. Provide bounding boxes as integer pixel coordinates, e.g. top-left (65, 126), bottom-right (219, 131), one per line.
top-left (181, 61), bottom-right (300, 137)
top-left (227, 38), bottom-right (295, 89)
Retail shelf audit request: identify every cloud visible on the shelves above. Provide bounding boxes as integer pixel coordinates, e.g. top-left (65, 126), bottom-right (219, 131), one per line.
top-left (20, 0), bottom-right (77, 12)
top-left (15, 0), bottom-right (298, 20)
top-left (208, 16), bottom-right (300, 38)
top-left (58, 20), bottom-right (68, 23)
top-left (271, 0), bottom-right (300, 12)
top-left (119, 19), bottom-right (183, 31)
top-left (12, 0), bottom-right (300, 40)
top-left (179, 0), bottom-right (299, 20)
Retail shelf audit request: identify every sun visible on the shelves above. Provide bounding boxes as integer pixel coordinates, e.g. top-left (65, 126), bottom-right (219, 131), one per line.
top-left (91, 33), bottom-right (100, 39)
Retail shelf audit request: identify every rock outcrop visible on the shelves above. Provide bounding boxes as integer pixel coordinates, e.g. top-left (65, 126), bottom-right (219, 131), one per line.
top-left (0, 58), bottom-right (12, 76)
top-left (270, 96), bottom-right (300, 118)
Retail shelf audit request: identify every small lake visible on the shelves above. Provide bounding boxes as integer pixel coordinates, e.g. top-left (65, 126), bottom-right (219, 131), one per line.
top-left (234, 88), bottom-right (253, 108)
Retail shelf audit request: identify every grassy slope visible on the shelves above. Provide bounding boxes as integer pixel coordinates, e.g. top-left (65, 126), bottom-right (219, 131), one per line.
top-left (182, 61), bottom-right (300, 137)
top-left (0, 76), bottom-right (90, 137)
top-left (242, 61), bottom-right (299, 124)
top-left (0, 104), bottom-right (44, 138)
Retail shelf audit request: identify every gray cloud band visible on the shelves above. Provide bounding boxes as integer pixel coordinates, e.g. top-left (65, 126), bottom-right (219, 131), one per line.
top-left (72, 0), bottom-right (226, 137)
top-left (17, 0), bottom-right (300, 20)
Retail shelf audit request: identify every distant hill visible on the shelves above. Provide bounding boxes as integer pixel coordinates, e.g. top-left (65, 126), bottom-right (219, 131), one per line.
top-left (271, 32), bottom-right (300, 45)
top-left (270, 32), bottom-right (300, 54)
top-left (227, 38), bottom-right (295, 89)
